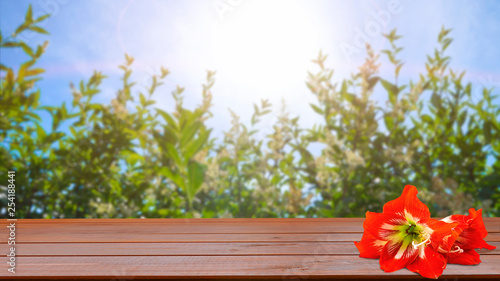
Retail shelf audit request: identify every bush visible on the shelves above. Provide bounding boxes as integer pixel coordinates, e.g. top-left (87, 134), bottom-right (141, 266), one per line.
top-left (1, 6), bottom-right (499, 218)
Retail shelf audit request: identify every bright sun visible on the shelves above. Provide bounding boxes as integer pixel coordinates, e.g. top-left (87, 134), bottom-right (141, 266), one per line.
top-left (209, 1), bottom-right (321, 98)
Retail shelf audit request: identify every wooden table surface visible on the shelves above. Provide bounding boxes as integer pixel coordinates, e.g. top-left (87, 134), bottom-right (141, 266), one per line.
top-left (1, 218), bottom-right (499, 280)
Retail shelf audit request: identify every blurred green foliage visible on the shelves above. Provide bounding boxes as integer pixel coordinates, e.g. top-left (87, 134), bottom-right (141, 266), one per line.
top-left (1, 6), bottom-right (499, 218)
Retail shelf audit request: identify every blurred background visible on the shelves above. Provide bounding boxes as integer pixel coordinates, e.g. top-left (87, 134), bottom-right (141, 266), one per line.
top-left (1, 0), bottom-right (499, 218)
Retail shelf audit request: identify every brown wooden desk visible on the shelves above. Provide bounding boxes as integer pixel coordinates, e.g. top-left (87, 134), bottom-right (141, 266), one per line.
top-left (1, 218), bottom-right (499, 280)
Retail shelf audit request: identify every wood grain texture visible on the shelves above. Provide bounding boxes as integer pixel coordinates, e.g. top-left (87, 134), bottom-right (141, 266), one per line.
top-left (0, 218), bottom-right (499, 280)
top-left (1, 242), bottom-right (498, 256)
top-left (1, 256), bottom-right (500, 278)
top-left (2, 232), bottom-right (499, 243)
top-left (4, 217), bottom-right (500, 231)
top-left (1, 218), bottom-right (498, 243)
top-left (1, 232), bottom-right (367, 243)
top-left (6, 220), bottom-right (368, 233)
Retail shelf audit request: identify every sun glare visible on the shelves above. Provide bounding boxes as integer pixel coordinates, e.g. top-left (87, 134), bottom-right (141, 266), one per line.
top-left (210, 1), bottom-right (321, 98)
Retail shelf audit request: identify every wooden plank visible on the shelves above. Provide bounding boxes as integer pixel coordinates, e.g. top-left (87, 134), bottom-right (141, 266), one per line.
top-left (1, 255), bottom-right (499, 278)
top-left (3, 232), bottom-right (500, 243)
top-left (2, 218), bottom-right (497, 234)
top-left (1, 232), bottom-right (363, 243)
top-left (0, 242), bottom-right (358, 256)
top-left (6, 221), bottom-right (366, 233)
top-left (10, 218), bottom-right (369, 223)
top-left (14, 217), bottom-right (499, 225)
top-left (0, 218), bottom-right (500, 240)
top-left (1, 242), bottom-right (498, 256)
top-left (2, 223), bottom-right (500, 243)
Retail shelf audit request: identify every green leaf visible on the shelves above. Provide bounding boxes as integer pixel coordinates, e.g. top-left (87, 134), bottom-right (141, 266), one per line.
top-left (458, 111), bottom-right (467, 127)
top-left (367, 77), bottom-right (379, 90)
top-left (296, 146), bottom-right (315, 174)
top-left (34, 14), bottom-right (50, 23)
top-left (484, 121), bottom-right (492, 144)
top-left (187, 161), bottom-right (205, 200)
top-left (438, 26), bottom-right (452, 43)
top-left (35, 123), bottom-right (47, 139)
top-left (156, 109), bottom-right (178, 130)
top-left (184, 128), bottom-right (210, 160)
top-left (52, 110), bottom-right (61, 131)
top-left (69, 126), bottom-right (78, 137)
top-left (125, 53), bottom-right (134, 65)
top-left (430, 92), bottom-right (441, 109)
top-left (25, 5), bottom-right (33, 23)
top-left (17, 60), bottom-right (36, 82)
top-left (28, 26), bottom-right (50, 35)
top-left (25, 68), bottom-right (45, 77)
top-left (340, 80), bottom-right (348, 95)
top-left (19, 42), bottom-right (34, 57)
top-left (310, 103), bottom-right (324, 115)
top-left (421, 114), bottom-right (433, 124)
top-left (442, 38), bottom-right (453, 52)
top-left (166, 143), bottom-right (183, 166)
top-left (145, 100), bottom-right (156, 106)
top-left (384, 114), bottom-right (394, 131)
top-left (2, 41), bottom-right (21, 48)
top-left (160, 167), bottom-right (184, 189)
top-left (180, 121), bottom-right (201, 147)
top-left (161, 126), bottom-right (178, 145)
top-left (395, 64), bottom-right (404, 77)
top-left (139, 93), bottom-right (146, 107)
top-left (380, 79), bottom-right (398, 105)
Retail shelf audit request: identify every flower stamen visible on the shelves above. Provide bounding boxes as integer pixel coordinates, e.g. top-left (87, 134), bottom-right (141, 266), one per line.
top-left (412, 233), bottom-right (431, 249)
top-left (448, 245), bottom-right (464, 254)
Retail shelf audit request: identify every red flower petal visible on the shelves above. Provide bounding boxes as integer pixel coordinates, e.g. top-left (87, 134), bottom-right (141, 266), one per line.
top-left (443, 208), bottom-right (496, 251)
top-left (467, 209), bottom-right (489, 238)
top-left (383, 185), bottom-right (430, 224)
top-left (406, 245), bottom-right (447, 279)
top-left (455, 233), bottom-right (497, 251)
top-left (379, 234), bottom-right (418, 273)
top-left (363, 211), bottom-right (406, 241)
top-left (426, 218), bottom-right (458, 251)
top-left (354, 230), bottom-right (387, 259)
top-left (477, 239), bottom-right (496, 251)
top-left (356, 185), bottom-right (495, 279)
top-left (447, 249), bottom-right (481, 265)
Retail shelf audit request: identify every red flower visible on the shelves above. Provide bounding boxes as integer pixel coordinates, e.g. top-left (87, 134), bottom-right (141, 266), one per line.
top-left (355, 185), bottom-right (456, 279)
top-left (438, 208), bottom-right (496, 265)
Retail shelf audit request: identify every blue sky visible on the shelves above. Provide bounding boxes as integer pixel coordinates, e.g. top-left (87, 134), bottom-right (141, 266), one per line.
top-left (1, 0), bottom-right (499, 140)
